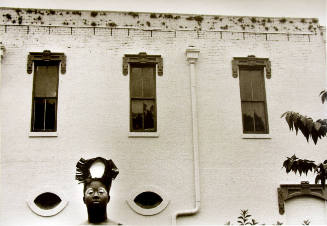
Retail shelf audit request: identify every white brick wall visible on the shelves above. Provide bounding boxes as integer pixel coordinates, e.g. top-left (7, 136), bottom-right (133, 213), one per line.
top-left (0, 8), bottom-right (326, 226)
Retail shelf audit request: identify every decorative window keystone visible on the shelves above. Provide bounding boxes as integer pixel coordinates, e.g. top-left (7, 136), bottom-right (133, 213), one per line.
top-left (277, 181), bottom-right (327, 215)
top-left (27, 50), bottom-right (66, 74)
top-left (123, 52), bottom-right (163, 76)
top-left (232, 55), bottom-right (271, 79)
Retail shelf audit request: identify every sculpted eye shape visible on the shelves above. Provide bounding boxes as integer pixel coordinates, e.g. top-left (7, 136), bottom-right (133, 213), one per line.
top-left (98, 188), bottom-right (106, 194)
top-left (134, 191), bottom-right (163, 209)
top-left (34, 192), bottom-right (62, 210)
top-left (86, 189), bottom-right (94, 194)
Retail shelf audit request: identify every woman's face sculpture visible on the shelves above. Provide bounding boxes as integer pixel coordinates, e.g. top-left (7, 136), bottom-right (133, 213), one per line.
top-left (83, 180), bottom-right (109, 207)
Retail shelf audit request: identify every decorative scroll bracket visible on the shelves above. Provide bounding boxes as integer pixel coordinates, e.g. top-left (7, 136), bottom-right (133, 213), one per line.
top-left (278, 181), bottom-right (327, 215)
top-left (27, 50), bottom-right (66, 74)
top-left (123, 52), bottom-right (163, 76)
top-left (232, 55), bottom-right (271, 79)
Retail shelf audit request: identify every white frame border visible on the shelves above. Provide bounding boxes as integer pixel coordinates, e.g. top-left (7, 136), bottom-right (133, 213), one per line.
top-left (26, 186), bottom-right (68, 217)
top-left (126, 185), bottom-right (169, 216)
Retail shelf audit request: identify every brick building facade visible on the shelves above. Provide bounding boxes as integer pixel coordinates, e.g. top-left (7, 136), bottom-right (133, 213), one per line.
top-left (0, 7), bottom-right (326, 225)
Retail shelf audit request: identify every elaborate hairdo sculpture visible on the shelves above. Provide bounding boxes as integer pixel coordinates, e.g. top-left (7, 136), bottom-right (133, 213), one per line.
top-left (76, 157), bottom-right (119, 189)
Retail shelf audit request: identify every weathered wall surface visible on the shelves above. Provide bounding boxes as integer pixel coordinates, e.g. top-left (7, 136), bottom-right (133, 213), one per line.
top-left (0, 7), bottom-right (326, 226)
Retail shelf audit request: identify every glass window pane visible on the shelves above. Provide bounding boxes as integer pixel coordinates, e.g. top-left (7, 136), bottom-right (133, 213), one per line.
top-left (253, 102), bottom-right (266, 132)
top-left (33, 98), bottom-right (45, 130)
top-left (45, 99), bottom-right (56, 131)
top-left (239, 69), bottom-right (253, 101)
top-left (34, 65), bottom-right (59, 97)
top-left (130, 67), bottom-right (142, 97)
top-left (131, 100), bottom-right (144, 130)
top-left (241, 102), bottom-right (254, 132)
top-left (251, 70), bottom-right (265, 101)
top-left (143, 100), bottom-right (155, 130)
top-left (142, 67), bottom-right (155, 98)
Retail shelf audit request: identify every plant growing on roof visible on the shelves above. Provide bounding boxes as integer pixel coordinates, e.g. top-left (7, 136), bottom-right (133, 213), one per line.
top-left (128, 12), bottom-right (139, 18)
top-left (150, 13), bottom-right (157, 19)
top-left (279, 18), bottom-right (286, 23)
top-left (90, 11), bottom-right (98, 17)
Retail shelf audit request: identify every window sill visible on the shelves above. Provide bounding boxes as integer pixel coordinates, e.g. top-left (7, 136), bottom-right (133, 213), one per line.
top-left (128, 132), bottom-right (159, 138)
top-left (29, 132), bottom-right (58, 137)
top-left (242, 134), bottom-right (271, 139)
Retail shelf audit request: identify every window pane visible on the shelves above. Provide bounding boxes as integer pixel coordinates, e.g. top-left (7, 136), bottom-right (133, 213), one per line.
top-left (253, 102), bottom-right (266, 132)
top-left (142, 67), bottom-right (155, 98)
top-left (251, 70), bottom-right (265, 101)
top-left (131, 100), bottom-right (144, 130)
top-left (239, 69), bottom-right (253, 101)
top-left (33, 98), bottom-right (45, 130)
top-left (45, 99), bottom-right (56, 131)
top-left (34, 64), bottom-right (59, 97)
top-left (130, 67), bottom-right (142, 97)
top-left (241, 102), bottom-right (254, 132)
top-left (143, 100), bottom-right (155, 130)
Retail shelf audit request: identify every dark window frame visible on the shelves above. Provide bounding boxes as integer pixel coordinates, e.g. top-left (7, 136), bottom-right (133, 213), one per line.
top-left (31, 61), bottom-right (59, 132)
top-left (232, 56), bottom-right (271, 134)
top-left (27, 50), bottom-right (66, 133)
top-left (129, 63), bottom-right (157, 132)
top-left (239, 66), bottom-right (269, 134)
top-left (123, 52), bottom-right (163, 133)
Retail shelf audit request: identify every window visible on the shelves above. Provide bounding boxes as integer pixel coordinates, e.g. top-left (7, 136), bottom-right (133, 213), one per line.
top-left (27, 50), bottom-right (66, 133)
top-left (31, 61), bottom-right (59, 132)
top-left (123, 52), bottom-right (163, 133)
top-left (130, 64), bottom-right (156, 132)
top-left (239, 66), bottom-right (268, 134)
top-left (232, 56), bottom-right (271, 134)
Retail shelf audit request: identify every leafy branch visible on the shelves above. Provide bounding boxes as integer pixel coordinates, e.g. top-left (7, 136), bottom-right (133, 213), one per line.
top-left (281, 111), bottom-right (327, 144)
top-left (282, 155), bottom-right (327, 188)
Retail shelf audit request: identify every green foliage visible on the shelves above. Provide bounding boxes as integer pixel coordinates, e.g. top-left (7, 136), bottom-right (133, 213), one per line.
top-left (320, 90), bottom-right (327, 103)
top-left (281, 111), bottom-right (327, 144)
top-left (302, 219), bottom-right (310, 225)
top-left (312, 18), bottom-right (318, 23)
top-left (163, 14), bottom-right (174, 19)
top-left (150, 13), bottom-right (157, 19)
top-left (186, 16), bottom-right (204, 24)
top-left (107, 22), bottom-right (117, 27)
top-left (72, 11), bottom-right (82, 16)
top-left (282, 154), bottom-right (317, 175)
top-left (90, 11), bottom-right (98, 17)
top-left (18, 16), bottom-right (23, 25)
top-left (237, 209), bottom-right (253, 225)
top-left (3, 14), bottom-right (12, 20)
top-left (250, 17), bottom-right (257, 23)
top-left (279, 18), bottom-right (287, 23)
top-left (281, 90), bottom-right (327, 188)
top-left (128, 12), bottom-right (139, 18)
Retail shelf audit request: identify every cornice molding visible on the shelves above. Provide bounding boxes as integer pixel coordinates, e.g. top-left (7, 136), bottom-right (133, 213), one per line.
top-left (123, 52), bottom-right (163, 76)
top-left (27, 50), bottom-right (66, 74)
top-left (232, 55), bottom-right (271, 79)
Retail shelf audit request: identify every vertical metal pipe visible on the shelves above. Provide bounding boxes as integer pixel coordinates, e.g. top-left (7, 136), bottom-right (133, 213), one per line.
top-left (172, 46), bottom-right (200, 226)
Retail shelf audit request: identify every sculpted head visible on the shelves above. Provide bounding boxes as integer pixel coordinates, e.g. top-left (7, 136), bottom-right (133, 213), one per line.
top-left (76, 157), bottom-right (119, 224)
top-left (83, 179), bottom-right (110, 208)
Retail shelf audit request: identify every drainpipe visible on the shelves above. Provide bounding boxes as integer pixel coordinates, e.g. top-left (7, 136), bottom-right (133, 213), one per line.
top-left (0, 43), bottom-right (4, 164)
top-left (172, 46), bottom-right (200, 226)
